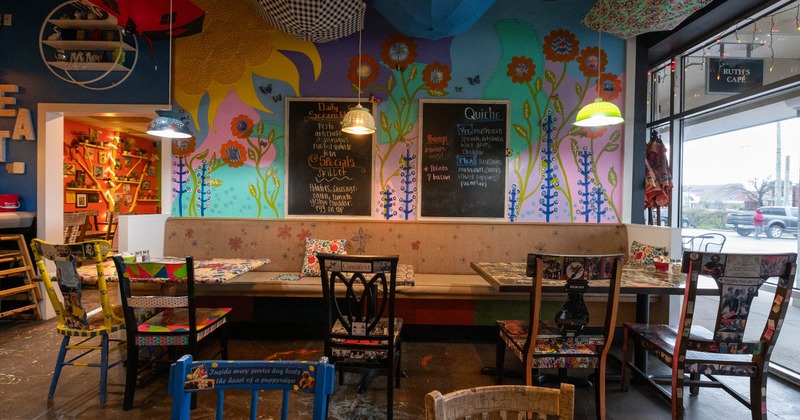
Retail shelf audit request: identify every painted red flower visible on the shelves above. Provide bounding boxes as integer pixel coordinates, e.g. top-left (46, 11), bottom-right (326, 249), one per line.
top-left (411, 240), bottom-right (420, 250)
top-left (578, 125), bottom-right (608, 139)
top-left (422, 61), bottom-right (451, 90)
top-left (185, 228), bottom-right (194, 239)
top-left (380, 34), bottom-right (417, 69)
top-left (297, 229), bottom-right (312, 239)
top-left (348, 54), bottom-right (380, 88)
top-left (576, 46), bottom-right (607, 78)
top-left (507, 56), bottom-right (535, 84)
top-left (543, 29), bottom-right (580, 63)
top-left (171, 136), bottom-right (196, 157)
top-left (229, 236), bottom-right (242, 251)
top-left (231, 115), bottom-right (254, 139)
top-left (597, 73), bottom-right (622, 101)
top-left (220, 140), bottom-right (247, 168)
top-left (277, 225), bottom-right (292, 239)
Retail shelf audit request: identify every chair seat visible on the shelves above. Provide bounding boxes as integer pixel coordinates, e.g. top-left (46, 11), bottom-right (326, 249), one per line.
top-left (329, 318), bottom-right (403, 361)
top-left (138, 307), bottom-right (231, 333)
top-left (498, 319), bottom-right (605, 369)
top-left (625, 322), bottom-right (756, 376)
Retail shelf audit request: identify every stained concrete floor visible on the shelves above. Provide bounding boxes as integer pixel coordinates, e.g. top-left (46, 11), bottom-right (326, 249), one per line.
top-left (2, 290), bottom-right (800, 419)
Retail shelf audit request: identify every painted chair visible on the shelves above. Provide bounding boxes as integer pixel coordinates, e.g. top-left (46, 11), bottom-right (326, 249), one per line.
top-left (495, 253), bottom-right (624, 420)
top-left (113, 255), bottom-right (232, 411)
top-left (621, 251), bottom-right (797, 420)
top-left (63, 213), bottom-right (88, 244)
top-left (317, 253), bottom-right (403, 420)
top-left (425, 383), bottom-right (575, 420)
top-left (168, 354), bottom-right (335, 420)
top-left (31, 238), bottom-right (120, 404)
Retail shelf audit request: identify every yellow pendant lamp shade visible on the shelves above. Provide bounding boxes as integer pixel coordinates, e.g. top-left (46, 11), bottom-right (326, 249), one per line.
top-left (574, 98), bottom-right (624, 127)
top-left (341, 104), bottom-right (376, 134)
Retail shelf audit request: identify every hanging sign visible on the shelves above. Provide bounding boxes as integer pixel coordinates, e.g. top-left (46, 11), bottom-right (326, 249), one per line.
top-left (706, 58), bottom-right (763, 94)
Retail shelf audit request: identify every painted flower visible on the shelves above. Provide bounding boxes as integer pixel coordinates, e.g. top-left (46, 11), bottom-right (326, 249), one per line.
top-left (229, 236), bottom-right (242, 251)
top-left (597, 73), bottom-right (622, 101)
top-left (543, 29), bottom-right (579, 62)
top-left (576, 46), bottom-right (607, 78)
top-left (231, 115), bottom-right (254, 139)
top-left (277, 225), bottom-right (292, 239)
top-left (347, 54), bottom-right (380, 88)
top-left (411, 240), bottom-right (420, 250)
top-left (422, 61), bottom-right (451, 90)
top-left (297, 229), bottom-right (312, 239)
top-left (578, 125), bottom-right (608, 139)
top-left (380, 34), bottom-right (417, 69)
top-left (171, 136), bottom-right (196, 157)
top-left (506, 56), bottom-right (535, 84)
top-left (220, 140), bottom-right (247, 168)
top-left (185, 228), bottom-right (194, 239)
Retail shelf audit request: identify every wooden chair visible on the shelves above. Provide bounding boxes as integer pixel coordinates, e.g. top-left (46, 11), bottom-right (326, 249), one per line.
top-left (31, 238), bottom-right (120, 404)
top-left (63, 213), bottom-right (88, 244)
top-left (425, 383), bottom-right (575, 420)
top-left (168, 354), bottom-right (335, 420)
top-left (317, 253), bottom-right (402, 420)
top-left (495, 253), bottom-right (624, 420)
top-left (112, 255), bottom-right (232, 411)
top-left (621, 251), bottom-right (797, 420)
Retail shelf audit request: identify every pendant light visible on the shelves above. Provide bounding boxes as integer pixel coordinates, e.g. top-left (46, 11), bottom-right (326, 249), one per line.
top-left (574, 30), bottom-right (624, 127)
top-left (146, 0), bottom-right (192, 139)
top-left (341, 30), bottom-right (376, 135)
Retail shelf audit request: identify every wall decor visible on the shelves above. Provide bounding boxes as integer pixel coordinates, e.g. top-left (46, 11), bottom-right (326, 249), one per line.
top-left (142, 180), bottom-right (150, 191)
top-left (65, 191), bottom-right (76, 204)
top-left (64, 163), bottom-right (76, 175)
top-left (76, 193), bottom-right (88, 208)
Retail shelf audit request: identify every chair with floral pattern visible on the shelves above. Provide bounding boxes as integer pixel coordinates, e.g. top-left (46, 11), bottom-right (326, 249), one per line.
top-left (112, 255), bottom-right (232, 411)
top-left (318, 253), bottom-right (402, 420)
top-left (621, 251), bottom-right (797, 420)
top-left (495, 253), bottom-right (624, 420)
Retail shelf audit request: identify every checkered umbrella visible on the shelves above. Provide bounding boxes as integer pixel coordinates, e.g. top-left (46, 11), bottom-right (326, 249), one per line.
top-left (252, 0), bottom-right (366, 43)
top-left (583, 0), bottom-right (713, 39)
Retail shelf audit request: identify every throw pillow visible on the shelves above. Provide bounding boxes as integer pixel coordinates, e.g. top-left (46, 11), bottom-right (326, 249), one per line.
top-left (628, 240), bottom-right (668, 266)
top-left (301, 238), bottom-right (347, 277)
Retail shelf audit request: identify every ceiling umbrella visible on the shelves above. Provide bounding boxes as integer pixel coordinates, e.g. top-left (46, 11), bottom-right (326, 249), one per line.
top-left (252, 0), bottom-right (366, 43)
top-left (81, 0), bottom-right (206, 40)
top-left (583, 0), bottom-right (713, 39)
top-left (373, 0), bottom-right (496, 40)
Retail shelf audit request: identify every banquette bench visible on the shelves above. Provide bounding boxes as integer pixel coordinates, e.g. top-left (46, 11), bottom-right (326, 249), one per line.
top-left (160, 218), bottom-right (672, 326)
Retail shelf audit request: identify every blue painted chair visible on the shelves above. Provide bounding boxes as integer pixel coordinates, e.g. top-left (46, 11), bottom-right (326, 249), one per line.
top-left (169, 354), bottom-right (335, 420)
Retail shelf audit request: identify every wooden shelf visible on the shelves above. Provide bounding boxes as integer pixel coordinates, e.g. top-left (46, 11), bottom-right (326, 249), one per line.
top-left (80, 142), bottom-right (110, 150)
top-left (46, 61), bottom-right (130, 72)
top-left (121, 153), bottom-right (148, 159)
top-left (138, 199), bottom-right (160, 202)
top-left (42, 40), bottom-right (135, 52)
top-left (48, 19), bottom-right (119, 30)
top-left (66, 187), bottom-right (100, 192)
top-left (114, 180), bottom-right (139, 184)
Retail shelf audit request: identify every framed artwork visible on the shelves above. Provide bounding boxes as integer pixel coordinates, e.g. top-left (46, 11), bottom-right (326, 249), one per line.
top-left (124, 157), bottom-right (132, 168)
top-left (147, 166), bottom-right (155, 176)
top-left (114, 161), bottom-right (122, 170)
top-left (98, 152), bottom-right (108, 164)
top-left (76, 193), bottom-right (88, 208)
top-left (63, 163), bottom-right (76, 175)
top-left (114, 193), bottom-right (123, 202)
top-left (142, 180), bottom-right (151, 190)
top-left (85, 148), bottom-right (95, 161)
top-left (93, 165), bottom-right (103, 179)
top-left (65, 191), bottom-right (76, 204)
top-left (123, 184), bottom-right (130, 194)
top-left (88, 193), bottom-right (100, 203)
top-left (124, 195), bottom-right (133, 205)
top-left (75, 170), bottom-right (85, 186)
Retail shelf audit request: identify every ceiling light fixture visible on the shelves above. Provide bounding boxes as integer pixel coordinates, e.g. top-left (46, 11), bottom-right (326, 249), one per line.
top-left (146, 0), bottom-right (192, 139)
top-left (574, 30), bottom-right (624, 127)
top-left (341, 30), bottom-right (376, 135)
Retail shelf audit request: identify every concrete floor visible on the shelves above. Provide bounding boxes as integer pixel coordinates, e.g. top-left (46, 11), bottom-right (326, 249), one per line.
top-left (2, 290), bottom-right (800, 419)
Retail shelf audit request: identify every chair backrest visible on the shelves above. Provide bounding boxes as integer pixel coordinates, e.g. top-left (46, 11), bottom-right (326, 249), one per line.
top-left (169, 354), bottom-right (335, 420)
top-left (524, 254), bottom-right (624, 356)
top-left (63, 213), bottom-right (88, 244)
top-left (679, 251), bottom-right (797, 360)
top-left (682, 233), bottom-right (726, 253)
top-left (317, 254), bottom-right (399, 341)
top-left (31, 238), bottom-right (115, 330)
top-left (112, 256), bottom-right (198, 343)
top-left (425, 383), bottom-right (575, 420)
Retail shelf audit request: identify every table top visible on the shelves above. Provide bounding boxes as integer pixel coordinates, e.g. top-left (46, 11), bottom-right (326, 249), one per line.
top-left (78, 258), bottom-right (271, 285)
top-left (471, 261), bottom-right (719, 295)
top-left (0, 211), bottom-right (36, 229)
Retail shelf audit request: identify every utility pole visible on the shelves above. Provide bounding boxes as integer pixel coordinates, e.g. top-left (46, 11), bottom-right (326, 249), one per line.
top-left (775, 121), bottom-right (783, 205)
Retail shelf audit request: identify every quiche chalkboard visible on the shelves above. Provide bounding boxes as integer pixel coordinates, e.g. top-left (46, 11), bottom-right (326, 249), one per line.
top-left (419, 100), bottom-right (509, 218)
top-left (286, 98), bottom-right (374, 216)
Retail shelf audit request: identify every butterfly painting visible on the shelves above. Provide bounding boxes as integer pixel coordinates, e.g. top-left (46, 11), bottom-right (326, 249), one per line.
top-left (455, 86), bottom-right (463, 92)
top-left (368, 93), bottom-right (381, 105)
top-left (259, 83), bottom-right (273, 94)
top-left (467, 75), bottom-right (480, 85)
top-left (272, 94), bottom-right (282, 102)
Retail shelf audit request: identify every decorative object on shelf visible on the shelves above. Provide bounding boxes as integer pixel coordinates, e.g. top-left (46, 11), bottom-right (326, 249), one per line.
top-left (141, 180), bottom-right (150, 191)
top-left (341, 30), bottom-right (376, 135)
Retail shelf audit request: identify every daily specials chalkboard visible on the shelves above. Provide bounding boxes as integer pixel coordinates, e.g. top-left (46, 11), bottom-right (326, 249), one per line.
top-left (419, 100), bottom-right (509, 218)
top-left (286, 98), bottom-right (373, 216)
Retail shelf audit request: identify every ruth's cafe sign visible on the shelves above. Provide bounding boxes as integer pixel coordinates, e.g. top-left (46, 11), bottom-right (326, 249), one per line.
top-left (706, 58), bottom-right (764, 94)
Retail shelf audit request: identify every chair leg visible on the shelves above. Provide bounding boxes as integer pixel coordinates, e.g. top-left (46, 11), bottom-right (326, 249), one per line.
top-left (672, 365), bottom-right (684, 420)
top-left (689, 372), bottom-right (700, 396)
top-left (387, 350), bottom-right (394, 420)
top-left (221, 321), bottom-right (230, 360)
top-left (48, 335), bottom-right (70, 399)
top-left (395, 341), bottom-right (402, 388)
top-left (495, 333), bottom-right (505, 385)
top-left (595, 366), bottom-right (606, 420)
top-left (620, 327), bottom-right (631, 392)
top-left (750, 373), bottom-right (765, 420)
top-left (99, 336), bottom-right (109, 405)
top-left (123, 342), bottom-right (138, 411)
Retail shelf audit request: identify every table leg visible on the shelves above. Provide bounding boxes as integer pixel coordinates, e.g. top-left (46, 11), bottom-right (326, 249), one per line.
top-left (634, 293), bottom-right (649, 371)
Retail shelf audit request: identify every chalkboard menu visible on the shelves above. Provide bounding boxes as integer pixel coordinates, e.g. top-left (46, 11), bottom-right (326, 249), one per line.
top-left (419, 100), bottom-right (509, 218)
top-left (286, 98), bottom-right (374, 216)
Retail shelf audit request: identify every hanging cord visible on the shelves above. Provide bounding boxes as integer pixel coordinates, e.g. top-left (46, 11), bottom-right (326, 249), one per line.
top-left (596, 30), bottom-right (601, 96)
top-left (167, 0), bottom-right (173, 107)
top-left (357, 30), bottom-right (362, 103)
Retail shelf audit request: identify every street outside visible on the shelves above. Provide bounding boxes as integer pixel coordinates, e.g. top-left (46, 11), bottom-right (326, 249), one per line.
top-left (681, 227), bottom-right (798, 254)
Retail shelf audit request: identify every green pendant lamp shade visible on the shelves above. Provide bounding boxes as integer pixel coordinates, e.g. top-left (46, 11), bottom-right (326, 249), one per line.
top-left (574, 98), bottom-right (624, 127)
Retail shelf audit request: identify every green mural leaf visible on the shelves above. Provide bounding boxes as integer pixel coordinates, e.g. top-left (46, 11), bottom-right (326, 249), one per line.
top-left (427, 89), bottom-right (447, 97)
top-left (608, 166), bottom-right (618, 187)
top-left (248, 183), bottom-right (257, 198)
top-left (406, 123), bottom-right (414, 134)
top-left (534, 77), bottom-right (542, 92)
top-left (523, 100), bottom-right (531, 120)
top-left (513, 123), bottom-right (528, 139)
top-left (570, 138), bottom-right (579, 155)
top-left (567, 126), bottom-right (584, 137)
top-left (195, 150), bottom-right (209, 161)
top-left (380, 112), bottom-right (389, 130)
top-left (247, 149), bottom-right (256, 161)
top-left (553, 96), bottom-right (564, 115)
top-left (409, 65), bottom-right (418, 81)
top-left (255, 121), bottom-right (264, 138)
top-left (267, 129), bottom-right (275, 143)
top-left (393, 120), bottom-right (401, 131)
top-left (609, 129), bottom-right (621, 143)
top-left (544, 69), bottom-right (556, 85)
top-left (575, 82), bottom-right (584, 98)
top-left (387, 74), bottom-right (395, 91)
top-left (209, 179), bottom-right (223, 187)
top-left (603, 142), bottom-right (619, 152)
top-left (273, 176), bottom-right (280, 189)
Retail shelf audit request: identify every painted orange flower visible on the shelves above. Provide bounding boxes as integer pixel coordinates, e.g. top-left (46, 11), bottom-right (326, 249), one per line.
top-left (543, 29), bottom-right (580, 63)
top-left (422, 61), bottom-right (451, 90)
top-left (231, 115), bottom-right (254, 139)
top-left (507, 56), bottom-right (535, 84)
top-left (380, 34), bottom-right (417, 69)
top-left (597, 73), bottom-right (622, 101)
top-left (576, 46), bottom-right (607, 78)
top-left (347, 54), bottom-right (380, 88)
top-left (578, 125), bottom-right (608, 139)
top-left (171, 136), bottom-right (196, 157)
top-left (220, 140), bottom-right (247, 168)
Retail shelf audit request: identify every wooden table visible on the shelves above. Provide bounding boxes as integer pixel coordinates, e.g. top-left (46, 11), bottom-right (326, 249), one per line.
top-left (78, 258), bottom-right (271, 285)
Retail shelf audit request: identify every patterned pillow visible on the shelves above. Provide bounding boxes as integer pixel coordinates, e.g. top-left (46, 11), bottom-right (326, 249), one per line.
top-left (628, 240), bottom-right (668, 266)
top-left (301, 238), bottom-right (347, 277)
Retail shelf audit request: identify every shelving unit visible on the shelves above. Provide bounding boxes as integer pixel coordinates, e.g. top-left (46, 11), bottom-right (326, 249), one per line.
top-left (0, 234), bottom-right (42, 320)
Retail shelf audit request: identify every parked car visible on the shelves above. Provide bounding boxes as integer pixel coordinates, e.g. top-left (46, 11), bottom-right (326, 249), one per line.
top-left (725, 206), bottom-right (799, 238)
